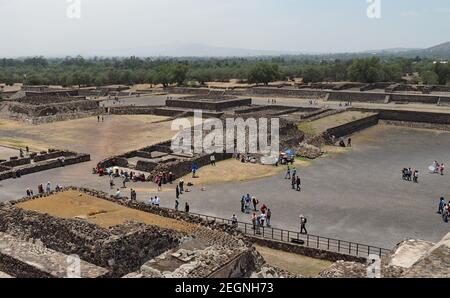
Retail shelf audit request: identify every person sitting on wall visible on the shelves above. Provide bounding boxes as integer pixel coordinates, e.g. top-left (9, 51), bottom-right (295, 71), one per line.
top-left (339, 139), bottom-right (346, 148)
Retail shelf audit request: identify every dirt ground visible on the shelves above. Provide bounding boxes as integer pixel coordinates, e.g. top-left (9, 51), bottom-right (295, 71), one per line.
top-left (0, 146), bottom-right (22, 160)
top-left (0, 115), bottom-right (176, 159)
top-left (16, 190), bottom-right (198, 233)
top-left (254, 244), bottom-right (332, 277)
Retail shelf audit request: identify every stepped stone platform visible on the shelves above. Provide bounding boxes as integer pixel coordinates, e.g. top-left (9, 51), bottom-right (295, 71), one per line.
top-left (0, 232), bottom-right (109, 278)
top-left (0, 271), bottom-right (13, 278)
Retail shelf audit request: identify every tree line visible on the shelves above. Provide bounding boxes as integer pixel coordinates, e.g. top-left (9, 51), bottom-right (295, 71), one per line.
top-left (0, 56), bottom-right (448, 87)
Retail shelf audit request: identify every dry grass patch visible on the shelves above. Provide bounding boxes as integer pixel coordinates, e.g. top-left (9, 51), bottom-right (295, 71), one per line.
top-left (180, 159), bottom-right (285, 186)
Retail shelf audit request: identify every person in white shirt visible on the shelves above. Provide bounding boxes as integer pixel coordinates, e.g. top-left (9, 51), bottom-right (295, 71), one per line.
top-left (114, 189), bottom-right (121, 199)
top-left (154, 196), bottom-right (160, 207)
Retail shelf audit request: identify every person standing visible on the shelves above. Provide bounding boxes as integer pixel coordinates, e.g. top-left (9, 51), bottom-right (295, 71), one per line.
top-left (347, 138), bottom-right (352, 147)
top-left (259, 213), bottom-right (266, 228)
top-left (252, 197), bottom-right (259, 211)
top-left (299, 214), bottom-right (308, 234)
top-left (176, 185), bottom-right (180, 199)
top-left (231, 214), bottom-right (238, 226)
top-left (241, 196), bottom-right (245, 213)
top-left (443, 204), bottom-right (449, 223)
top-left (179, 178), bottom-right (184, 193)
top-left (210, 154), bottom-right (216, 166)
top-left (266, 209), bottom-right (272, 227)
top-left (438, 197), bottom-right (446, 214)
top-left (109, 175), bottom-right (114, 189)
top-left (185, 202), bottom-right (190, 213)
top-left (291, 175), bottom-right (296, 190)
top-left (413, 170), bottom-right (419, 183)
top-left (440, 163), bottom-right (445, 176)
top-left (175, 199), bottom-right (179, 211)
top-left (46, 182), bottom-right (51, 193)
top-left (157, 177), bottom-right (162, 191)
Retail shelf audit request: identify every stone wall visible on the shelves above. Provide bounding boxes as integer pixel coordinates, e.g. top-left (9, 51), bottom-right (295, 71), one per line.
top-left (327, 91), bottom-right (387, 103)
top-left (0, 232), bottom-right (109, 278)
top-left (0, 157), bottom-right (31, 168)
top-left (109, 106), bottom-right (163, 115)
top-left (0, 206), bottom-right (183, 277)
top-left (166, 98), bottom-right (252, 110)
top-left (350, 108), bottom-right (450, 125)
top-left (326, 114), bottom-right (379, 138)
top-left (0, 153), bottom-right (90, 182)
top-left (250, 237), bottom-right (366, 263)
top-left (390, 93), bottom-right (439, 104)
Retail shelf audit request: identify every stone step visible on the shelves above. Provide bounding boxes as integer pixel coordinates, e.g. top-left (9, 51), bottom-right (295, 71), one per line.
top-left (0, 271), bottom-right (13, 278)
top-left (0, 232), bottom-right (109, 278)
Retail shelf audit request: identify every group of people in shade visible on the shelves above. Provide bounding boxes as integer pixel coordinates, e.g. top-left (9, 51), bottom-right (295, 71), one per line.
top-left (285, 166), bottom-right (302, 191)
top-left (26, 181), bottom-right (63, 197)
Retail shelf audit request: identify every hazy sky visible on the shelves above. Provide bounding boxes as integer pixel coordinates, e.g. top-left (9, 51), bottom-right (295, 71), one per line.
top-left (0, 0), bottom-right (449, 57)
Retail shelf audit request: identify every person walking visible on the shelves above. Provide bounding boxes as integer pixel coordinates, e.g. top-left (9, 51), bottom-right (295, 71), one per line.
top-left (296, 176), bottom-right (302, 192)
top-left (291, 175), bottom-right (296, 190)
top-left (440, 163), bottom-right (445, 176)
top-left (176, 185), bottom-right (180, 199)
top-left (299, 214), bottom-right (308, 234)
top-left (285, 166), bottom-right (291, 179)
top-left (175, 199), bottom-right (179, 211)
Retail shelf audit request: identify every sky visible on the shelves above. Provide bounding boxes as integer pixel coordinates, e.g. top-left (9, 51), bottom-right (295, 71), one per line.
top-left (0, 0), bottom-right (449, 57)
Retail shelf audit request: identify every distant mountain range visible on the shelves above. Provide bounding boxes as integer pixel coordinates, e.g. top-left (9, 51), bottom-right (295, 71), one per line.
top-left (363, 42), bottom-right (450, 59)
top-left (45, 41), bottom-right (450, 59)
top-left (114, 41), bottom-right (449, 59)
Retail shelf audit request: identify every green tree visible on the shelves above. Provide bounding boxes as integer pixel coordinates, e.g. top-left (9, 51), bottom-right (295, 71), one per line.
top-left (247, 62), bottom-right (281, 85)
top-left (171, 63), bottom-right (189, 86)
top-left (421, 71), bottom-right (439, 85)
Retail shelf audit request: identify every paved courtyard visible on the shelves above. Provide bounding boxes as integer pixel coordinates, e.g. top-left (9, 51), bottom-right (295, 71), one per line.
top-left (1, 124), bottom-right (450, 249)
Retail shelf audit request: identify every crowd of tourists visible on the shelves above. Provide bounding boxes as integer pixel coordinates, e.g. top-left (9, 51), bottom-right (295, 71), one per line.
top-left (438, 197), bottom-right (450, 223)
top-left (285, 166), bottom-right (302, 191)
top-left (430, 161), bottom-right (445, 176)
top-left (237, 194), bottom-right (272, 233)
top-left (25, 181), bottom-right (63, 197)
top-left (401, 167), bottom-right (420, 183)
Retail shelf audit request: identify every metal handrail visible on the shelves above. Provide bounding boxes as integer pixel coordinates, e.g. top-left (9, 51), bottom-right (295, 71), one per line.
top-left (188, 211), bottom-right (390, 258)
